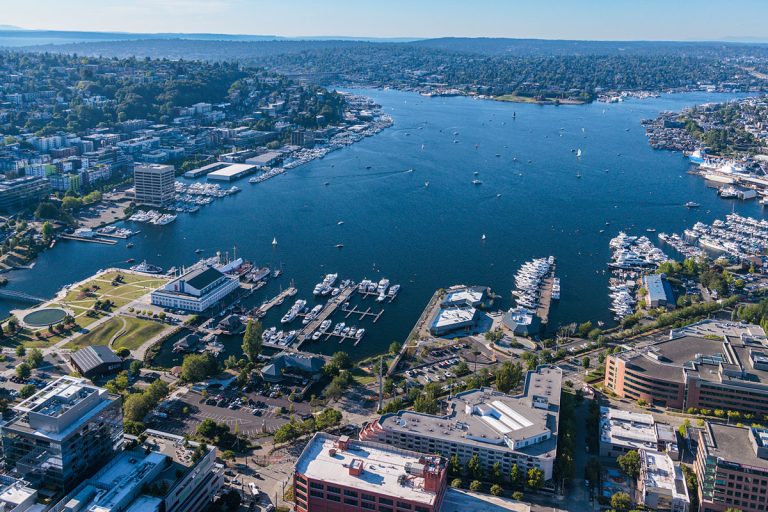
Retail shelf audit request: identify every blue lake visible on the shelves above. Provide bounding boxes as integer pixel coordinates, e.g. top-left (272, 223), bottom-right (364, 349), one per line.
top-left (2, 89), bottom-right (761, 359)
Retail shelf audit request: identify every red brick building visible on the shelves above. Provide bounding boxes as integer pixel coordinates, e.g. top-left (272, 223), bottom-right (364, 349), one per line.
top-left (293, 433), bottom-right (447, 512)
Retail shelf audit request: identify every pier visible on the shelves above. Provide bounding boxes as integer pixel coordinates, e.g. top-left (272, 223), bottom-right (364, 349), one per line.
top-left (341, 304), bottom-right (384, 323)
top-left (536, 261), bottom-right (556, 326)
top-left (60, 234), bottom-right (117, 245)
top-left (295, 286), bottom-right (356, 347)
top-left (249, 287), bottom-right (296, 318)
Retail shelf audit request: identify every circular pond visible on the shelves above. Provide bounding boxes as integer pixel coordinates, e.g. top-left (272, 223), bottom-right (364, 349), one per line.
top-left (23, 308), bottom-right (67, 327)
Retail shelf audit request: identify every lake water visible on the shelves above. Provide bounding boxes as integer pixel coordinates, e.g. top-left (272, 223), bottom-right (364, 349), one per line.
top-left (2, 89), bottom-right (761, 359)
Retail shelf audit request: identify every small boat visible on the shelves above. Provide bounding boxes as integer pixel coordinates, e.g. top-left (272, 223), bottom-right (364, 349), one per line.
top-left (472, 179), bottom-right (482, 185)
top-left (195, 248), bottom-right (203, 253)
top-left (424, 181), bottom-right (430, 187)
top-left (335, 243), bottom-right (344, 249)
top-left (481, 234), bottom-right (487, 240)
top-left (126, 242), bottom-right (134, 248)
top-left (646, 228), bottom-right (656, 233)
top-left (272, 237), bottom-right (278, 245)
top-left (576, 149), bottom-right (582, 158)
top-left (337, 221), bottom-right (344, 225)
top-left (685, 202), bottom-right (701, 208)
top-left (126, 258), bottom-right (135, 263)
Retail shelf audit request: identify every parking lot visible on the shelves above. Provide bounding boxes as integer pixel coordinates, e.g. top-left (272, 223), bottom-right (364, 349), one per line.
top-left (153, 384), bottom-right (312, 438)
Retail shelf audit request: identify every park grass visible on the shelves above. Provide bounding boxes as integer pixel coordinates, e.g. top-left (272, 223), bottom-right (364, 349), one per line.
top-left (112, 317), bottom-right (168, 351)
top-left (495, 94), bottom-right (541, 103)
top-left (64, 315), bottom-right (169, 351)
top-left (65, 317), bottom-right (124, 349)
top-left (58, 271), bottom-right (168, 310)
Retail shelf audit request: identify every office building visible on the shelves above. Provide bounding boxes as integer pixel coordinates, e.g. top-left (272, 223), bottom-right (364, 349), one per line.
top-left (69, 346), bottom-right (123, 380)
top-left (361, 366), bottom-right (561, 480)
top-left (0, 475), bottom-right (37, 512)
top-left (51, 430), bottom-right (223, 512)
top-left (151, 265), bottom-right (239, 312)
top-left (1, 377), bottom-right (123, 493)
top-left (0, 176), bottom-right (50, 213)
top-left (133, 164), bottom-right (175, 207)
top-left (694, 423), bottom-right (768, 512)
top-left (599, 407), bottom-right (678, 459)
top-left (294, 433), bottom-right (447, 512)
top-left (637, 449), bottom-right (690, 512)
top-left (604, 320), bottom-right (768, 415)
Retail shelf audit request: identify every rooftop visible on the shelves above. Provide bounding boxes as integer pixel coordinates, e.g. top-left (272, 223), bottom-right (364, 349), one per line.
top-left (443, 286), bottom-right (487, 306)
top-left (70, 345), bottom-right (122, 373)
top-left (295, 433), bottom-right (445, 506)
top-left (432, 307), bottom-right (477, 330)
top-left (615, 321), bottom-right (768, 386)
top-left (643, 273), bottom-right (674, 303)
top-left (701, 423), bottom-right (768, 470)
top-left (639, 449), bottom-right (689, 502)
top-left (600, 407), bottom-right (658, 450)
top-left (207, 163), bottom-right (256, 179)
top-left (379, 367), bottom-right (561, 456)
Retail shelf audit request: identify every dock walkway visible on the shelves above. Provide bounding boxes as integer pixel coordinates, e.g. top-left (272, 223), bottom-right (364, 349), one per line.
top-left (250, 287), bottom-right (296, 318)
top-left (295, 286), bottom-right (355, 348)
top-left (536, 261), bottom-right (556, 325)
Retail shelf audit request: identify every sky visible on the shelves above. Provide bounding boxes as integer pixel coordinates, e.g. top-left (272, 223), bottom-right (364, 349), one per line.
top-left (3, 0), bottom-right (768, 42)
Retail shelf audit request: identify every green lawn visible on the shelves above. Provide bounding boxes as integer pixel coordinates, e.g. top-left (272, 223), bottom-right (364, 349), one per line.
top-left (65, 317), bottom-right (124, 349)
top-left (112, 317), bottom-right (168, 351)
top-left (65, 315), bottom-right (169, 351)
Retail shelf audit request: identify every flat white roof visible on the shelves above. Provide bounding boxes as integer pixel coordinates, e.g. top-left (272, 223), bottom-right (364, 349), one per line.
top-left (207, 163), bottom-right (256, 179)
top-left (600, 407), bottom-right (658, 448)
top-left (640, 449), bottom-right (689, 502)
top-left (434, 307), bottom-right (476, 328)
top-left (295, 435), bottom-right (440, 506)
top-left (445, 288), bottom-right (483, 304)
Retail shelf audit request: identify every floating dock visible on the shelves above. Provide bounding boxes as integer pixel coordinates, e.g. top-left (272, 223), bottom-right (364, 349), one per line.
top-left (60, 234), bottom-right (117, 245)
top-left (341, 304), bottom-right (384, 323)
top-left (249, 287), bottom-right (296, 318)
top-left (536, 261), bottom-right (557, 325)
top-left (295, 286), bottom-right (356, 347)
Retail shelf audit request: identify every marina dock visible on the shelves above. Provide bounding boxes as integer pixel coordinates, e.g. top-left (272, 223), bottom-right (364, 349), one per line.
top-left (250, 287), bottom-right (296, 318)
top-left (60, 234), bottom-right (117, 245)
top-left (341, 304), bottom-right (384, 322)
top-left (295, 286), bottom-right (356, 347)
top-left (536, 261), bottom-right (556, 325)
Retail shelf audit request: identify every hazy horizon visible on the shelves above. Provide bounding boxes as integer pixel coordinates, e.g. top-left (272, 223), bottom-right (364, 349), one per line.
top-left (3, 0), bottom-right (768, 43)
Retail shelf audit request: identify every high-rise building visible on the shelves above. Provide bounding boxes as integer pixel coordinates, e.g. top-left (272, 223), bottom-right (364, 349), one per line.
top-left (51, 430), bottom-right (223, 512)
top-left (1, 377), bottom-right (123, 493)
top-left (133, 163), bottom-right (175, 207)
top-left (694, 423), bottom-right (768, 512)
top-left (360, 366), bottom-right (561, 480)
top-left (294, 433), bottom-right (447, 512)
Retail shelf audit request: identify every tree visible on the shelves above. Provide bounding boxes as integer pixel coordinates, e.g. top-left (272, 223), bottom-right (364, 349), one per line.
top-left (129, 360), bottom-right (143, 377)
top-left (494, 361), bottom-right (523, 393)
top-left (467, 454), bottom-right (482, 480)
top-left (26, 348), bottom-right (43, 368)
top-left (15, 362), bottom-right (31, 380)
top-left (123, 393), bottom-right (150, 422)
top-left (15, 345), bottom-right (25, 357)
top-left (469, 480), bottom-right (482, 492)
top-left (448, 454), bottom-right (461, 476)
top-left (219, 489), bottom-right (242, 512)
top-left (450, 478), bottom-right (462, 488)
top-left (611, 492), bottom-right (632, 512)
top-left (19, 384), bottom-right (37, 399)
top-left (581, 356), bottom-right (590, 369)
top-left (180, 352), bottom-right (217, 382)
top-left (41, 221), bottom-right (54, 240)
top-left (389, 341), bottom-right (402, 355)
top-left (490, 484), bottom-right (503, 497)
top-left (241, 319), bottom-right (263, 362)
top-left (491, 461), bottom-right (503, 483)
top-left (617, 450), bottom-right (641, 479)
top-left (510, 464), bottom-right (523, 489)
top-left (512, 491), bottom-right (524, 501)
top-left (331, 351), bottom-right (352, 369)
top-left (526, 468), bottom-right (544, 490)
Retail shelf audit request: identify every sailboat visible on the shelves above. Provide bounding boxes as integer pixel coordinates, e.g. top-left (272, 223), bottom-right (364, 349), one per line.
top-left (576, 170), bottom-right (582, 179)
top-left (481, 234), bottom-right (487, 240)
top-left (576, 148), bottom-right (582, 158)
top-left (272, 237), bottom-right (278, 246)
top-left (424, 181), bottom-right (430, 188)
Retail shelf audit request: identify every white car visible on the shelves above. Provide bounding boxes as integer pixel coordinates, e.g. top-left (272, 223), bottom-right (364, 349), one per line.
top-left (249, 482), bottom-right (260, 496)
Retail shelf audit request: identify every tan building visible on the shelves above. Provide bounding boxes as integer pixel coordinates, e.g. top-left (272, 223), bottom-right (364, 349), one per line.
top-left (604, 320), bottom-right (768, 415)
top-left (134, 163), bottom-right (175, 207)
top-left (694, 423), bottom-right (768, 512)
